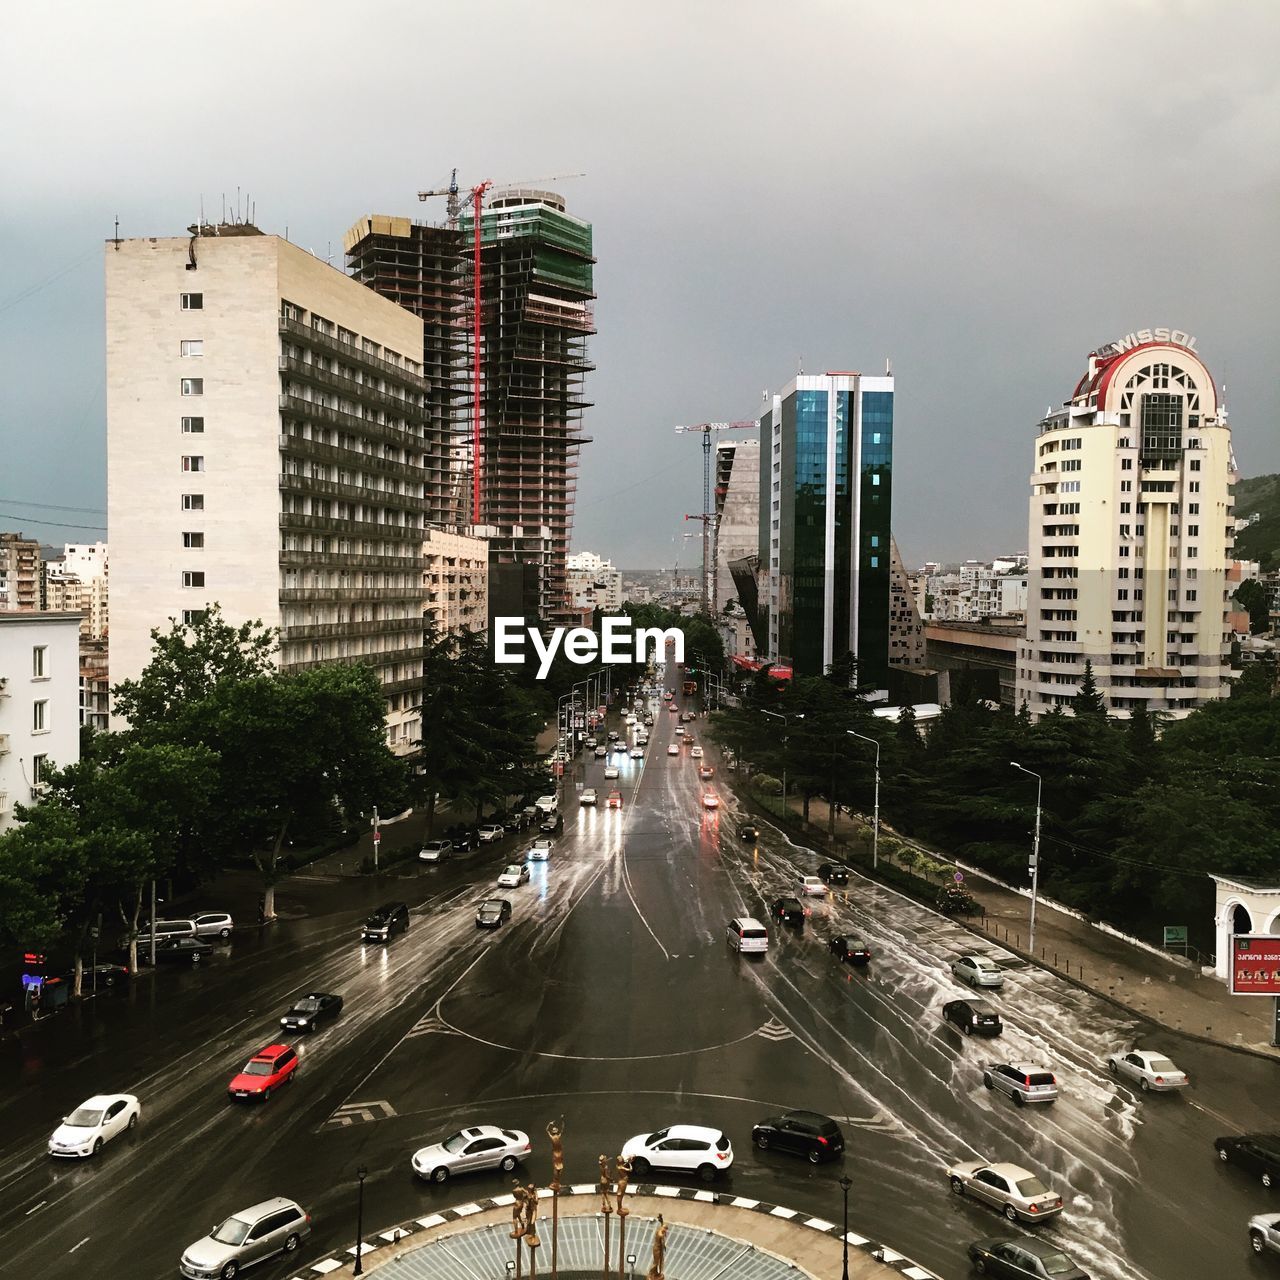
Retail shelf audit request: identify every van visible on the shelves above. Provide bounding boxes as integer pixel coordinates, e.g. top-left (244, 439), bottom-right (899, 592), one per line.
top-left (727, 917), bottom-right (769, 955)
top-left (119, 918), bottom-right (197, 949)
top-left (362, 902), bottom-right (409, 944)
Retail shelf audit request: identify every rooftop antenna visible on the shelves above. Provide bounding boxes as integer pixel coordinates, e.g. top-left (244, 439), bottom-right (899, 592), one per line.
top-left (798, 354), bottom-right (804, 374)
top-left (112, 214), bottom-right (120, 249)
top-left (885, 357), bottom-right (892, 376)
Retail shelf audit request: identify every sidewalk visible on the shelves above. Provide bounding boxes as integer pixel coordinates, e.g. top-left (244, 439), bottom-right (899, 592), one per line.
top-left (758, 790), bottom-right (1280, 1060)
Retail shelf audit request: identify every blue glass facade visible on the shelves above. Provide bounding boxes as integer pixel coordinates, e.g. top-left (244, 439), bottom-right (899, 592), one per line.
top-left (857, 391), bottom-right (893, 686)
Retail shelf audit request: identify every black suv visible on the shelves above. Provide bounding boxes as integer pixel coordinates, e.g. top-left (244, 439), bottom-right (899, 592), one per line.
top-left (752, 1110), bottom-right (845, 1164)
top-left (829, 934), bottom-right (872, 965)
top-left (818, 862), bottom-right (849, 886)
top-left (362, 902), bottom-right (409, 944)
top-left (770, 897), bottom-right (807, 927)
top-left (1215, 1133), bottom-right (1280, 1187)
top-left (942, 997), bottom-right (1003, 1036)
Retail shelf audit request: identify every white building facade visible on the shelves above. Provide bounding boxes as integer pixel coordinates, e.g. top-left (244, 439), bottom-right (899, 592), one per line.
top-left (423, 528), bottom-right (489, 637)
top-left (107, 227), bottom-right (431, 751)
top-left (1015, 330), bottom-right (1235, 718)
top-left (566, 551), bottom-right (622, 613)
top-left (0, 612), bottom-right (82, 832)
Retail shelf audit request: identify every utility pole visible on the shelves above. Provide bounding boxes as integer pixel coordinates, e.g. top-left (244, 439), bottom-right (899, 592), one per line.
top-left (1011, 762), bottom-right (1043, 953)
top-left (371, 806), bottom-right (381, 872)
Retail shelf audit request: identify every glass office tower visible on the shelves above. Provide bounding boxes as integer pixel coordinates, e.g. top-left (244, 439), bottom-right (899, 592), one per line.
top-left (758, 373), bottom-right (894, 684)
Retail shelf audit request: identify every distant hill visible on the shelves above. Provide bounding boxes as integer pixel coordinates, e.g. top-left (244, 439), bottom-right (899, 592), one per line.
top-left (1234, 473), bottom-right (1280, 572)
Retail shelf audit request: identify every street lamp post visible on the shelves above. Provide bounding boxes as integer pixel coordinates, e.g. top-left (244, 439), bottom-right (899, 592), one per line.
top-left (1011, 762), bottom-right (1043, 953)
top-left (760, 709), bottom-right (800, 812)
top-left (353, 1165), bottom-right (368, 1276)
top-left (839, 1175), bottom-right (852, 1280)
top-left (847, 731), bottom-right (881, 870)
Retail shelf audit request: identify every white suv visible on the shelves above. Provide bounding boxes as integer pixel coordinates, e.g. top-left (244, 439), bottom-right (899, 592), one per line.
top-left (621, 1124), bottom-right (734, 1182)
top-left (580, 788), bottom-right (598, 806)
top-left (534, 795), bottom-right (558, 814)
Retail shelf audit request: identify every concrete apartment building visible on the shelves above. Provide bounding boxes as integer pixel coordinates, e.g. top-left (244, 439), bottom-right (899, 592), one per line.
top-left (107, 225), bottom-right (432, 751)
top-left (714, 439), bottom-right (760, 614)
top-left (566, 550), bottom-right (622, 614)
top-left (926, 556), bottom-right (1028, 624)
top-left (42, 542), bottom-right (110, 640)
top-left (0, 533), bottom-right (41, 611)
top-left (423, 528), bottom-right (489, 636)
top-left (0, 611), bottom-right (81, 832)
top-left (1015, 330), bottom-right (1235, 718)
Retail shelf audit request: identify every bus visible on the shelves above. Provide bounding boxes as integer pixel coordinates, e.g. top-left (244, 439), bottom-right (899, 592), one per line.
top-left (682, 679), bottom-right (697, 697)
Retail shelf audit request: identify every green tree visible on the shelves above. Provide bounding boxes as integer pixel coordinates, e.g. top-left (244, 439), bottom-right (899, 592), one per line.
top-left (1233, 578), bottom-right (1271, 636)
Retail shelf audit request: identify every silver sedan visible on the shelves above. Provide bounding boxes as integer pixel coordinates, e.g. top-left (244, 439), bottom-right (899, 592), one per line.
top-left (1106, 1049), bottom-right (1188, 1092)
top-left (951, 954), bottom-right (1005, 988)
top-left (411, 1124), bottom-right (532, 1182)
top-left (947, 1159), bottom-right (1064, 1223)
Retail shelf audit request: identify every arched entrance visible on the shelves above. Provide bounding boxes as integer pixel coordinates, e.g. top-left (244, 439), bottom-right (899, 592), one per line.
top-left (1211, 876), bottom-right (1280, 982)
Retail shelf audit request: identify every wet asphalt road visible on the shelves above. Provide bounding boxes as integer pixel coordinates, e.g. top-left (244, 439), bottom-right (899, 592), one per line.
top-left (1, 688), bottom-right (1278, 1280)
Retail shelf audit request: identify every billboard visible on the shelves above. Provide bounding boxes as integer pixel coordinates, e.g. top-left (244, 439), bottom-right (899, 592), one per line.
top-left (1229, 935), bottom-right (1280, 996)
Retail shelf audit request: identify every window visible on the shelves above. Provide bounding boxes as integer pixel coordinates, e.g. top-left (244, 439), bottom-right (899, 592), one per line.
top-left (181, 416), bottom-right (204, 433)
top-left (181, 571), bottom-right (205, 587)
top-left (179, 340), bottom-right (203, 358)
top-left (32, 645), bottom-right (47, 678)
top-left (1190, 459), bottom-right (1201, 471)
top-left (1186, 546), bottom-right (1198, 558)
top-left (181, 455), bottom-right (204, 472)
top-left (1187, 524), bottom-right (1199, 537)
top-left (180, 378), bottom-right (203, 396)
top-left (32, 753), bottom-right (48, 783)
top-left (1120, 502), bottom-right (1131, 514)
top-left (1189, 481), bottom-right (1200, 493)
top-left (180, 293), bottom-right (203, 310)
top-left (1186, 589), bottom-right (1197, 601)
top-left (1189, 502), bottom-right (1200, 514)
top-left (33, 700), bottom-right (48, 733)
top-left (1121, 480), bottom-right (1133, 492)
top-left (181, 609), bottom-right (208, 626)
top-left (182, 493), bottom-right (204, 510)
top-left (182, 532), bottom-right (204, 549)
top-left (1121, 458), bottom-right (1133, 470)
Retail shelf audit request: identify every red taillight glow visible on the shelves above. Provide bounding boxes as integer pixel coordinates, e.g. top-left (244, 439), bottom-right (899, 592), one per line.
top-left (1155, 1076), bottom-right (1164, 1085)
top-left (1029, 1204), bottom-right (1040, 1213)
top-left (817, 1136), bottom-right (828, 1146)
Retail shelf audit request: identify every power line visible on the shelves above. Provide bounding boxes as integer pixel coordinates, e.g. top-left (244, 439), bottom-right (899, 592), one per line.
top-left (0, 512), bottom-right (107, 531)
top-left (0, 247), bottom-right (100, 318)
top-left (0, 497), bottom-right (106, 515)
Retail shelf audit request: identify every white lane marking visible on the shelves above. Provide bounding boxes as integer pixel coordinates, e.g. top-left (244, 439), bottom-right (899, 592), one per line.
top-left (25, 1199), bottom-right (46, 1215)
top-left (68, 1237), bottom-right (90, 1253)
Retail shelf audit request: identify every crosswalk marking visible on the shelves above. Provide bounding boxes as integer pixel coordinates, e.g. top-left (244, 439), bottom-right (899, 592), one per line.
top-left (325, 1099), bottom-right (397, 1127)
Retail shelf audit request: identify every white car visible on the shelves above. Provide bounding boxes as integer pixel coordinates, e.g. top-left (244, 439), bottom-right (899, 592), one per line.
top-left (952, 954), bottom-right (1005, 988)
top-left (477, 824), bottom-right (505, 844)
top-left (411, 1124), bottom-right (532, 1183)
top-left (534, 795), bottom-right (558, 814)
top-left (667, 744), bottom-right (679, 756)
top-left (49, 1093), bottom-right (140, 1158)
top-left (580, 788), bottom-right (598, 806)
top-left (690, 746), bottom-right (703, 759)
top-left (604, 764), bottom-right (620, 779)
top-left (702, 792), bottom-right (719, 809)
top-left (527, 838), bottom-right (553, 862)
top-left (798, 875), bottom-right (826, 896)
top-left (674, 725), bottom-right (685, 737)
top-left (630, 747), bottom-right (644, 759)
top-left (1106, 1049), bottom-right (1189, 1092)
top-left (497, 863), bottom-right (530, 888)
top-left (191, 911), bottom-right (234, 939)
top-left (621, 1124), bottom-right (734, 1182)
top-left (418, 840), bottom-right (452, 863)
top-left (946, 1159), bottom-right (1064, 1223)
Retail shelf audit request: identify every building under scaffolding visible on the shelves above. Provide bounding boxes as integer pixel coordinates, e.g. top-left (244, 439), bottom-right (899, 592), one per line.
top-left (343, 215), bottom-right (468, 528)
top-left (460, 189), bottom-right (595, 624)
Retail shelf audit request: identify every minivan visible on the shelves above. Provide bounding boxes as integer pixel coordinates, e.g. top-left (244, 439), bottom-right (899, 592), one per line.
top-left (727, 917), bottom-right (769, 954)
top-left (362, 902), bottom-right (409, 944)
top-left (120, 918), bottom-right (196, 949)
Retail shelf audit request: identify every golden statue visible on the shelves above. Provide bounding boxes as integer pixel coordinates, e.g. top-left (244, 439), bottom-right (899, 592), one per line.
top-left (615, 1155), bottom-right (632, 1215)
top-left (599, 1153), bottom-right (614, 1215)
top-left (523, 1181), bottom-right (541, 1251)
top-left (511, 1183), bottom-right (530, 1240)
top-left (646, 1213), bottom-right (668, 1280)
top-left (547, 1118), bottom-right (565, 1181)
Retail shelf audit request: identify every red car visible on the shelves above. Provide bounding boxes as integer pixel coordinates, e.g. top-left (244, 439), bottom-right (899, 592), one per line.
top-left (227, 1043), bottom-right (299, 1102)
top-left (607, 789), bottom-right (623, 809)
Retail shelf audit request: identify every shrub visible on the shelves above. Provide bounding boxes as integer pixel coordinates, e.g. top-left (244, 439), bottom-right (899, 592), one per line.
top-left (752, 773), bottom-right (783, 796)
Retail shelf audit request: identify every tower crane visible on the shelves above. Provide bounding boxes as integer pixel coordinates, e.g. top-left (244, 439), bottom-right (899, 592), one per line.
top-left (418, 170), bottom-right (585, 522)
top-left (674, 420), bottom-right (757, 615)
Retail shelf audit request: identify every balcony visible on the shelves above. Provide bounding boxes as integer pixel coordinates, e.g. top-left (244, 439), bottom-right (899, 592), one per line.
top-left (279, 587), bottom-right (414, 604)
top-left (283, 617), bottom-right (424, 642)
top-left (278, 316), bottom-right (429, 393)
top-left (0, 732), bottom-right (9, 755)
top-left (279, 512), bottom-right (423, 544)
top-left (279, 355), bottom-right (425, 419)
top-left (278, 396), bottom-right (426, 451)
top-left (280, 471), bottom-right (426, 516)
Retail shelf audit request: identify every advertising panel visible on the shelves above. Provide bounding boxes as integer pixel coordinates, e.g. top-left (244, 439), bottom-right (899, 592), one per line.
top-left (1229, 935), bottom-right (1280, 996)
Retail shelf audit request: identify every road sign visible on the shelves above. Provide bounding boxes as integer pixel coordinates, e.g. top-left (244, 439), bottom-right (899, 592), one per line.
top-left (372, 831), bottom-right (381, 846)
top-left (1163, 925), bottom-right (1188, 947)
top-left (1229, 935), bottom-right (1280, 996)
top-left (953, 871), bottom-right (964, 884)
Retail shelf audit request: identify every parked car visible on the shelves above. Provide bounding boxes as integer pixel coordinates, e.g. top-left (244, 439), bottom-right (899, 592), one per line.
top-left (144, 936), bottom-right (214, 966)
top-left (983, 1062), bottom-right (1059, 1106)
top-left (817, 862), bottom-right (849, 886)
top-left (739, 823), bottom-right (760, 842)
top-left (48, 1094), bottom-right (140, 1158)
top-left (539, 812), bottom-right (563, 833)
top-left (180, 1198), bottom-right (310, 1280)
top-left (501, 812), bottom-right (526, 836)
top-left (1249, 1213), bottom-right (1280, 1257)
top-left (419, 840), bottom-right (453, 864)
top-left (829, 935), bottom-right (871, 965)
top-left (361, 902), bottom-right (409, 944)
top-left (477, 823), bottom-right (506, 844)
top-left (1105, 1049), bottom-right (1188, 1092)
top-left (476, 899), bottom-right (512, 929)
top-left (751, 1110), bottom-right (844, 1164)
top-left (1215, 1133), bottom-right (1280, 1187)
top-left (798, 874), bottom-right (826, 897)
top-left (621, 1124), bottom-right (734, 1181)
top-left (966, 1237), bottom-right (1089, 1279)
top-left (120, 918), bottom-right (196, 949)
top-left (771, 897), bottom-right (808, 926)
top-left (943, 997), bottom-right (1003, 1036)
top-left (411, 1125), bottom-right (532, 1182)
top-left (448, 828), bottom-right (476, 852)
top-left (69, 962), bottom-right (131, 988)
top-left (227, 1044), bottom-right (298, 1102)
top-left (192, 911), bottom-right (235, 940)
top-left (948, 1159), bottom-right (1064, 1223)
top-left (279, 991), bottom-right (344, 1033)
top-left (497, 863), bottom-right (530, 888)
top-left (580, 787), bottom-right (598, 806)
top-left (526, 837), bottom-right (553, 862)
top-left (952, 954), bottom-right (1005, 988)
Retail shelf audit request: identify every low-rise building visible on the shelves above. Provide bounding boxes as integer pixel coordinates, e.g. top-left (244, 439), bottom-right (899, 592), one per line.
top-left (567, 551), bottom-right (622, 613)
top-left (925, 618), bottom-right (1023, 707)
top-left (0, 611), bottom-right (82, 831)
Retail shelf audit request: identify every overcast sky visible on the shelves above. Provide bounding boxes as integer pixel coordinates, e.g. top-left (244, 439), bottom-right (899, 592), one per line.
top-left (2, 1), bottom-right (1278, 569)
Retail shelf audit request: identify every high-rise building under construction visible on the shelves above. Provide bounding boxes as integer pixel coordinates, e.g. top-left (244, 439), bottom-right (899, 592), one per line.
top-left (346, 189), bottom-right (594, 623)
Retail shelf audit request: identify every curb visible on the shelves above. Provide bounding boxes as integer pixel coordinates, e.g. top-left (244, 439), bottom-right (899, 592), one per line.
top-left (288, 1183), bottom-right (940, 1279)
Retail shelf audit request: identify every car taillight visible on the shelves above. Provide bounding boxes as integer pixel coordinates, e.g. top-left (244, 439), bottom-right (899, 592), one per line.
top-left (1155, 1076), bottom-right (1164, 1085)
top-left (1029, 1203), bottom-right (1040, 1213)
top-left (716, 1152), bottom-right (729, 1160)
top-left (817, 1135), bottom-right (828, 1146)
